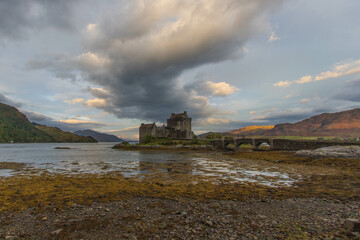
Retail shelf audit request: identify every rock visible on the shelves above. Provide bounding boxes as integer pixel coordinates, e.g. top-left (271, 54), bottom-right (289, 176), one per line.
top-left (205, 220), bottom-right (214, 226)
top-left (295, 146), bottom-right (360, 159)
top-left (345, 219), bottom-right (360, 232)
top-left (54, 147), bottom-right (71, 150)
top-left (51, 229), bottom-right (63, 236)
top-left (258, 215), bottom-right (267, 220)
top-left (5, 236), bottom-right (17, 240)
top-left (176, 144), bottom-right (183, 148)
top-left (105, 208), bottom-right (110, 212)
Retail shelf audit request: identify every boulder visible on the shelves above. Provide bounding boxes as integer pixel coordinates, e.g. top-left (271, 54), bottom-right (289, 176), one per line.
top-left (295, 146), bottom-right (360, 159)
top-left (345, 219), bottom-right (360, 232)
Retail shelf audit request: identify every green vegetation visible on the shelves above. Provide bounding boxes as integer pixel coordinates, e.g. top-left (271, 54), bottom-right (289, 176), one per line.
top-left (0, 103), bottom-right (96, 143)
top-left (0, 103), bottom-right (52, 143)
top-left (35, 125), bottom-right (96, 143)
top-left (205, 133), bottom-right (223, 140)
top-left (1, 150), bottom-right (359, 213)
top-left (140, 136), bottom-right (209, 146)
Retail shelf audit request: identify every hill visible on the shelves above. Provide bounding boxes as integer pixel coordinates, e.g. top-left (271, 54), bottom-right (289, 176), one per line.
top-left (265, 108), bottom-right (360, 137)
top-left (36, 125), bottom-right (97, 143)
top-left (226, 125), bottom-right (274, 136)
top-left (0, 103), bottom-right (97, 143)
top-left (74, 129), bottom-right (124, 142)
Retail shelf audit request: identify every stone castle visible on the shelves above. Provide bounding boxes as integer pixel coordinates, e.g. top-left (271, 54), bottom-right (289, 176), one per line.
top-left (139, 111), bottom-right (194, 142)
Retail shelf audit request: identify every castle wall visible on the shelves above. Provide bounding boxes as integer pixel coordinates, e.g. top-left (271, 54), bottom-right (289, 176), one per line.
top-left (139, 124), bottom-right (156, 142)
top-left (139, 112), bottom-right (194, 142)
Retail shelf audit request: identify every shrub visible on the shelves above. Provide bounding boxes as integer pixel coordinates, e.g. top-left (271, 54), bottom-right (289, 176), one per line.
top-left (143, 135), bottom-right (157, 144)
top-left (206, 133), bottom-right (223, 140)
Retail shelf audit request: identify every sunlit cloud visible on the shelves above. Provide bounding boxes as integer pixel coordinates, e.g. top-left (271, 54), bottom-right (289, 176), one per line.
top-left (273, 80), bottom-right (291, 87)
top-left (206, 81), bottom-right (239, 96)
top-left (296, 75), bottom-right (313, 84)
top-left (64, 98), bottom-right (84, 104)
top-left (300, 98), bottom-right (310, 103)
top-left (196, 117), bottom-right (231, 126)
top-left (86, 98), bottom-right (108, 108)
top-left (268, 31), bottom-right (280, 42)
top-left (275, 59), bottom-right (360, 88)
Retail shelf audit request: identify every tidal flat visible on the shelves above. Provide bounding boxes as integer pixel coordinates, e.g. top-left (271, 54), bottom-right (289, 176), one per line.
top-left (0, 149), bottom-right (359, 239)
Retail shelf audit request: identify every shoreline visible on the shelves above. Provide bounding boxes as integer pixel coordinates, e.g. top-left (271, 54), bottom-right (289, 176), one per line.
top-left (1, 149), bottom-right (359, 239)
top-left (1, 197), bottom-right (359, 239)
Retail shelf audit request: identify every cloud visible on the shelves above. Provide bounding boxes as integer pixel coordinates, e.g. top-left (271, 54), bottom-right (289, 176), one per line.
top-left (196, 117), bottom-right (232, 126)
top-left (29, 0), bottom-right (283, 121)
top-left (0, 0), bottom-right (82, 40)
top-left (284, 94), bottom-right (292, 99)
top-left (104, 126), bottom-right (139, 140)
top-left (273, 80), bottom-right (291, 87)
top-left (64, 98), bottom-right (84, 104)
top-left (315, 59), bottom-right (360, 81)
top-left (300, 98), bottom-right (310, 103)
top-left (190, 80), bottom-right (239, 97)
top-left (333, 79), bottom-right (360, 102)
top-left (275, 59), bottom-right (360, 87)
top-left (296, 75), bottom-right (312, 84)
top-left (250, 107), bottom-right (333, 123)
top-left (0, 93), bottom-right (23, 108)
top-left (24, 110), bottom-right (107, 131)
top-left (268, 31), bottom-right (280, 42)
top-left (27, 53), bottom-right (79, 81)
top-left (85, 98), bottom-right (109, 108)
top-left (204, 81), bottom-right (239, 96)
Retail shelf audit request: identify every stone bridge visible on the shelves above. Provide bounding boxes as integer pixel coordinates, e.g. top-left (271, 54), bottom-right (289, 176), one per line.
top-left (209, 138), bottom-right (360, 151)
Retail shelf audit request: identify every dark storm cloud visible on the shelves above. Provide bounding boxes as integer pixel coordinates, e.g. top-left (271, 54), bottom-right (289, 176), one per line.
top-left (0, 93), bottom-right (22, 108)
top-left (0, 0), bottom-right (81, 40)
top-left (28, 0), bottom-right (283, 121)
top-left (334, 79), bottom-right (360, 102)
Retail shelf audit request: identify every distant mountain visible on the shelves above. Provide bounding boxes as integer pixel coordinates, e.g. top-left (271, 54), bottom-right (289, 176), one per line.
top-left (74, 129), bottom-right (124, 142)
top-left (35, 125), bottom-right (97, 143)
top-left (226, 125), bottom-right (274, 136)
top-left (0, 103), bottom-right (97, 143)
top-left (265, 108), bottom-right (360, 137)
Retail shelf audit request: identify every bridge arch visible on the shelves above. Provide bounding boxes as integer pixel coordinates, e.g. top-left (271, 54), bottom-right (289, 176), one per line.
top-left (223, 139), bottom-right (235, 150)
top-left (254, 139), bottom-right (272, 150)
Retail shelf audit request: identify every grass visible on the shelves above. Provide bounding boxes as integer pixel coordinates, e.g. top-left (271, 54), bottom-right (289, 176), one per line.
top-left (140, 137), bottom-right (209, 146)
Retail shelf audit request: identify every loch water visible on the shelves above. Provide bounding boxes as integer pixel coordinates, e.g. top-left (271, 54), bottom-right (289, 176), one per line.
top-left (0, 143), bottom-right (296, 186)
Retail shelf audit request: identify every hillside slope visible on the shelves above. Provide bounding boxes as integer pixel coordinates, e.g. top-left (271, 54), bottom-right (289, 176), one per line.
top-left (0, 103), bottom-right (97, 143)
top-left (266, 108), bottom-right (360, 137)
top-left (36, 125), bottom-right (97, 143)
top-left (74, 129), bottom-right (124, 142)
top-left (226, 125), bottom-right (274, 136)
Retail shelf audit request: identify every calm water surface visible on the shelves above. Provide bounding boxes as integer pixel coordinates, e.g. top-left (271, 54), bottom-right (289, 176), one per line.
top-left (0, 143), bottom-right (297, 186)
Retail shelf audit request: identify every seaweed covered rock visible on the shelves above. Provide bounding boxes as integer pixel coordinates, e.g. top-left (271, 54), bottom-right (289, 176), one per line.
top-left (295, 146), bottom-right (360, 159)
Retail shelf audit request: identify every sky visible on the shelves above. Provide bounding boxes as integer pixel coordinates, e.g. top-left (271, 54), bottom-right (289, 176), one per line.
top-left (0, 0), bottom-right (360, 140)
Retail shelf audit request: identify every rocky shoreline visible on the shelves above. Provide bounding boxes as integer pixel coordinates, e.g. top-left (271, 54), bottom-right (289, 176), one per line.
top-left (1, 150), bottom-right (360, 239)
top-left (295, 146), bottom-right (360, 159)
top-left (1, 197), bottom-right (359, 240)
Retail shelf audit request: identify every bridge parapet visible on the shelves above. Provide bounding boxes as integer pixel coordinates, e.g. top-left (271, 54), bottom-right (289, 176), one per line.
top-left (209, 137), bottom-right (360, 151)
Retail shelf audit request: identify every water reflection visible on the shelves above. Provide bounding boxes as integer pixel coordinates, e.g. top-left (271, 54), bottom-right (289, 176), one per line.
top-left (0, 143), bottom-right (299, 186)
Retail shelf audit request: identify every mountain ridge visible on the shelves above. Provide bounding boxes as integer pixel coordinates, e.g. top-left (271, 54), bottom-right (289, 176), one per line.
top-left (74, 129), bottom-right (124, 142)
top-left (0, 103), bottom-right (97, 143)
top-left (226, 108), bottom-right (360, 138)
